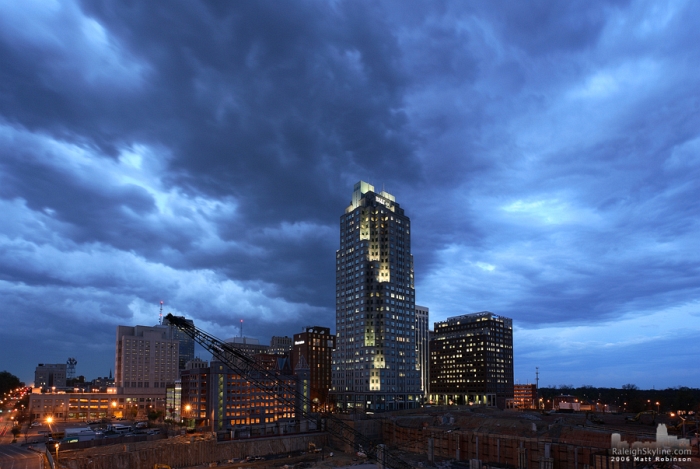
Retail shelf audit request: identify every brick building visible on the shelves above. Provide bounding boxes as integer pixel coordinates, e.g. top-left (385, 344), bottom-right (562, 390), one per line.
top-left (514, 384), bottom-right (537, 409)
top-left (291, 326), bottom-right (335, 411)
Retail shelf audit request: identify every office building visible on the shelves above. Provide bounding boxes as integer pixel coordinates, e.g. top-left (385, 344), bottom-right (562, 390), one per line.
top-left (292, 326), bottom-right (336, 411)
top-left (185, 358), bottom-right (209, 370)
top-left (225, 336), bottom-right (270, 355)
top-left (332, 181), bottom-right (421, 411)
top-left (115, 325), bottom-right (179, 395)
top-left (180, 359), bottom-right (302, 435)
top-left (161, 315), bottom-right (196, 371)
top-left (34, 364), bottom-right (67, 389)
top-left (270, 336), bottom-right (293, 355)
top-left (429, 312), bottom-right (513, 408)
top-left (415, 305), bottom-right (430, 400)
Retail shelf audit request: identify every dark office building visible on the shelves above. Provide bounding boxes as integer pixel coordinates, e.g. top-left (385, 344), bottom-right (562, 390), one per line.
top-left (429, 311), bottom-right (513, 409)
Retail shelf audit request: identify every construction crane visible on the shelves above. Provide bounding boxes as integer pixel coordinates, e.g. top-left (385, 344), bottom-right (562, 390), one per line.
top-left (164, 314), bottom-right (413, 469)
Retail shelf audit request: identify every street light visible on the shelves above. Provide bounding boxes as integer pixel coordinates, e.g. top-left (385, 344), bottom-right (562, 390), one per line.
top-left (55, 442), bottom-right (60, 466)
top-left (184, 404), bottom-right (192, 428)
top-left (656, 402), bottom-right (660, 413)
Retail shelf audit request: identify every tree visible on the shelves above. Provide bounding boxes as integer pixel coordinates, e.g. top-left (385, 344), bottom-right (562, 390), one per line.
top-left (10, 426), bottom-right (21, 443)
top-left (0, 371), bottom-right (23, 397)
top-left (147, 410), bottom-right (164, 423)
top-left (672, 387), bottom-right (698, 412)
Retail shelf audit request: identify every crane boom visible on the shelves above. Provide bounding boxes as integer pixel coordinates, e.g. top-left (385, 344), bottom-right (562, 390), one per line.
top-left (164, 314), bottom-right (413, 469)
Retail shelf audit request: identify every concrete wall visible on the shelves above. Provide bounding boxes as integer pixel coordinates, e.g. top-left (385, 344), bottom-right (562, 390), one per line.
top-left (326, 415), bottom-right (383, 453)
top-left (59, 433), bottom-right (328, 469)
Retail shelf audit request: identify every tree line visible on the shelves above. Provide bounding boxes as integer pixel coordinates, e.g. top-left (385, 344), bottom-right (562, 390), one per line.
top-left (0, 370), bottom-right (23, 397)
top-left (538, 384), bottom-right (700, 413)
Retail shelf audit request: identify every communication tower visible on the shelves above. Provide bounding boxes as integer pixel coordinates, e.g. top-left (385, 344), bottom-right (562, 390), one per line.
top-left (66, 357), bottom-right (77, 380)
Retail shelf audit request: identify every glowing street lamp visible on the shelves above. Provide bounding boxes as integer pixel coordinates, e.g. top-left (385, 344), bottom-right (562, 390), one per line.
top-left (184, 404), bottom-right (192, 428)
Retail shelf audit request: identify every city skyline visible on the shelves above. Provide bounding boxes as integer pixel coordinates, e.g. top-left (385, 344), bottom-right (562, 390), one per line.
top-left (0, 1), bottom-right (699, 388)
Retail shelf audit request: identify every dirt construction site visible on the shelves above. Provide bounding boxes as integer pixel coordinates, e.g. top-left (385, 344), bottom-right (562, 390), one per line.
top-left (51, 407), bottom-right (700, 469)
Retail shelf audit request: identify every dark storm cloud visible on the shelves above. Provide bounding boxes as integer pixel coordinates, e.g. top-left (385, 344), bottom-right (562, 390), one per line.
top-left (74, 0), bottom-right (421, 218)
top-left (0, 0), bottom-right (698, 387)
top-left (476, 1), bottom-right (627, 55)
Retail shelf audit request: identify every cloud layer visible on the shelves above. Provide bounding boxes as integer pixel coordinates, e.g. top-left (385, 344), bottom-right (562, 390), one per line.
top-left (0, 0), bottom-right (698, 387)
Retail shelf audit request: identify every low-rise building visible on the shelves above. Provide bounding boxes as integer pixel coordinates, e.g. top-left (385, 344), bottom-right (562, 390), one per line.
top-left (514, 384), bottom-right (537, 409)
top-left (28, 388), bottom-right (167, 421)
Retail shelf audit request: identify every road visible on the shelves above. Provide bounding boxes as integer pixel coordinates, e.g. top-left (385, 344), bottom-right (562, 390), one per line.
top-left (0, 444), bottom-right (44, 469)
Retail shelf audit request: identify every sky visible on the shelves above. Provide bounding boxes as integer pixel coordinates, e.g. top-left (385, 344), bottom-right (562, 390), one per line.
top-left (0, 0), bottom-right (698, 389)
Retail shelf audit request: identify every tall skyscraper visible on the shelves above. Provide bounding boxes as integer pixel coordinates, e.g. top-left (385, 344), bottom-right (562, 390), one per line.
top-left (415, 305), bottom-right (430, 399)
top-left (332, 181), bottom-right (421, 412)
top-left (429, 311), bottom-right (514, 409)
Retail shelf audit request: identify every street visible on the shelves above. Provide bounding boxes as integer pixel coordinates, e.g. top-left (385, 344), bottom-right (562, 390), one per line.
top-left (0, 444), bottom-right (44, 469)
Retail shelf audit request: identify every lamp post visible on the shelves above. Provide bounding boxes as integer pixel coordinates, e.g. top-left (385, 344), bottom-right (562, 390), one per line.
top-left (46, 415), bottom-right (55, 444)
top-left (656, 402), bottom-right (660, 413)
top-left (55, 442), bottom-right (60, 467)
top-left (185, 404), bottom-right (192, 429)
